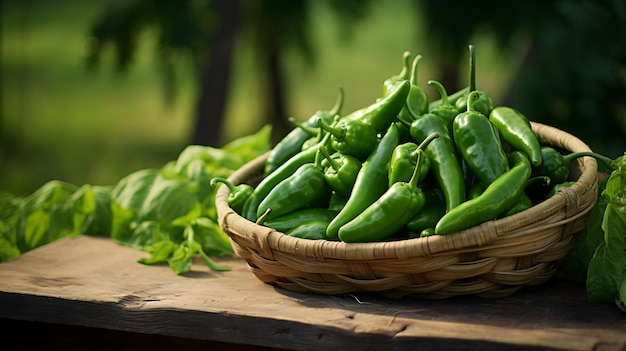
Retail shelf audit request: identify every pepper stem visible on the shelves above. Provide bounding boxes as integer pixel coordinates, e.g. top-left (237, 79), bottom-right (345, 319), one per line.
top-left (408, 150), bottom-right (425, 189)
top-left (427, 80), bottom-right (450, 107)
top-left (466, 91), bottom-right (481, 112)
top-left (288, 117), bottom-right (317, 136)
top-left (561, 151), bottom-right (615, 170)
top-left (468, 44), bottom-right (476, 92)
top-left (328, 85), bottom-right (345, 117)
top-left (210, 177), bottom-right (237, 193)
top-left (399, 51), bottom-right (412, 80)
top-left (317, 118), bottom-right (345, 140)
top-left (410, 55), bottom-right (422, 85)
top-left (319, 145), bottom-right (341, 171)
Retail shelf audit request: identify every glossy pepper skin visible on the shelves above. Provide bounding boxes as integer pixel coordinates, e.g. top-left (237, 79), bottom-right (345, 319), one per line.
top-left (256, 157), bottom-right (331, 221)
top-left (427, 80), bottom-right (459, 132)
top-left (435, 151), bottom-right (532, 235)
top-left (317, 118), bottom-right (379, 160)
top-left (242, 133), bottom-right (331, 222)
top-left (397, 55), bottom-right (430, 124)
top-left (325, 123), bottom-right (400, 240)
top-left (338, 149), bottom-right (427, 243)
top-left (406, 187), bottom-right (446, 235)
top-left (455, 45), bottom-right (493, 117)
top-left (264, 87), bottom-right (344, 176)
top-left (407, 110), bottom-right (466, 212)
top-left (531, 146), bottom-right (614, 184)
top-left (286, 219), bottom-right (329, 240)
top-left (319, 145), bottom-right (362, 197)
top-left (261, 208), bottom-right (337, 233)
top-left (429, 86), bottom-right (469, 111)
top-left (344, 79), bottom-right (411, 133)
top-left (453, 91), bottom-right (510, 187)
top-left (388, 132), bottom-right (438, 187)
top-left (498, 193), bottom-right (534, 219)
top-left (489, 106), bottom-right (542, 167)
top-left (382, 51), bottom-right (412, 97)
top-left (209, 177), bottom-right (253, 214)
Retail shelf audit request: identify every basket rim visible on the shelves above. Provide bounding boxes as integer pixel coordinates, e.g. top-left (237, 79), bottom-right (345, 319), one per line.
top-left (216, 121), bottom-right (598, 261)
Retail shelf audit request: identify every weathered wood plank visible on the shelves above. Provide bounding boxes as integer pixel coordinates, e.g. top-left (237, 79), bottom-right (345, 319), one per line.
top-left (0, 235), bottom-right (625, 351)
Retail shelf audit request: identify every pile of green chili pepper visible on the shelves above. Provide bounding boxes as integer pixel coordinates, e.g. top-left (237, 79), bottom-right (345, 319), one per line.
top-left (219, 46), bottom-right (614, 243)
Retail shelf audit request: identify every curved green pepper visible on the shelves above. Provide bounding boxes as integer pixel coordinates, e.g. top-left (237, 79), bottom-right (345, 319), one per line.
top-left (388, 132), bottom-right (438, 187)
top-left (397, 55), bottom-right (430, 124)
top-left (256, 156), bottom-right (331, 221)
top-left (435, 151), bottom-right (531, 235)
top-left (489, 106), bottom-right (542, 167)
top-left (406, 109), bottom-right (466, 212)
top-left (455, 45), bottom-right (493, 117)
top-left (382, 51), bottom-right (412, 97)
top-left (286, 219), bottom-right (330, 240)
top-left (338, 149), bottom-right (427, 243)
top-left (344, 79), bottom-right (411, 133)
top-left (326, 123), bottom-right (400, 240)
top-left (429, 86), bottom-right (469, 111)
top-left (545, 180), bottom-right (575, 199)
top-left (319, 145), bottom-right (362, 197)
top-left (264, 86), bottom-right (344, 176)
top-left (260, 207), bottom-right (338, 233)
top-left (317, 118), bottom-right (379, 160)
top-left (532, 146), bottom-right (614, 184)
top-left (406, 187), bottom-right (446, 234)
top-left (210, 177), bottom-right (253, 214)
top-left (453, 91), bottom-right (510, 187)
top-left (242, 133), bottom-right (331, 222)
top-left (427, 80), bottom-right (459, 132)
top-left (498, 193), bottom-right (533, 219)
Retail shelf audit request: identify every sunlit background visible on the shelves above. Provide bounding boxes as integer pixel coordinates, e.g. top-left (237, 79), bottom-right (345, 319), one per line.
top-left (2, 0), bottom-right (625, 197)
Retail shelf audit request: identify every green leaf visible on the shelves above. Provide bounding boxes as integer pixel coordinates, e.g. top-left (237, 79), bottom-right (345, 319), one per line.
top-left (138, 240), bottom-right (178, 265)
top-left (586, 156), bottom-right (626, 304)
top-left (222, 124), bottom-right (272, 163)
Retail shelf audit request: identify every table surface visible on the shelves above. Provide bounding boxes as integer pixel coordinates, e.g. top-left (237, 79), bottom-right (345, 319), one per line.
top-left (1, 235), bottom-right (625, 351)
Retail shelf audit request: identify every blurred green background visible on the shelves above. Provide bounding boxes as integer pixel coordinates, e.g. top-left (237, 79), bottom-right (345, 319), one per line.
top-left (2, 0), bottom-right (625, 198)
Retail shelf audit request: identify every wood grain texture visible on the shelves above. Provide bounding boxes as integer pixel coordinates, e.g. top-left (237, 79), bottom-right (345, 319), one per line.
top-left (1, 235), bottom-right (625, 351)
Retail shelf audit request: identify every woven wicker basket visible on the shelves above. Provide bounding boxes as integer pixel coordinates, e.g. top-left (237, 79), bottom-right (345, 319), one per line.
top-left (215, 122), bottom-right (599, 299)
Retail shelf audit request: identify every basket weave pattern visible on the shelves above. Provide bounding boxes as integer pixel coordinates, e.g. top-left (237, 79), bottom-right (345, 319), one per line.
top-left (216, 122), bottom-right (598, 298)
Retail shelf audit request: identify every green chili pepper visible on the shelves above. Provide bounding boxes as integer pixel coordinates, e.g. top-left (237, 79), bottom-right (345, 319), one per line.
top-left (264, 87), bottom-right (344, 176)
top-left (489, 106), bottom-right (543, 167)
top-left (260, 207), bottom-right (338, 233)
top-left (317, 118), bottom-right (379, 160)
top-left (429, 86), bottom-right (469, 111)
top-left (388, 132), bottom-right (439, 187)
top-left (545, 180), bottom-right (575, 199)
top-left (435, 151), bottom-right (531, 235)
top-left (209, 177), bottom-right (253, 214)
top-left (406, 187), bottom-right (446, 234)
top-left (406, 108), bottom-right (466, 212)
top-left (427, 80), bottom-right (459, 132)
top-left (338, 149), bottom-right (428, 243)
top-left (455, 45), bottom-right (493, 117)
top-left (382, 51), bottom-right (412, 97)
top-left (256, 155), bottom-right (331, 221)
top-left (319, 145), bottom-right (362, 197)
top-left (325, 123), bottom-right (401, 240)
top-left (498, 193), bottom-right (533, 219)
top-left (344, 79), bottom-right (411, 133)
top-left (242, 133), bottom-right (331, 222)
top-left (532, 146), bottom-right (615, 184)
top-left (453, 91), bottom-right (510, 187)
top-left (286, 219), bottom-right (330, 240)
top-left (397, 55), bottom-right (430, 124)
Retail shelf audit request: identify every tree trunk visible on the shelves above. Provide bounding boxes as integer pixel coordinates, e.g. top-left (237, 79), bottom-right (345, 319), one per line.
top-left (191, 0), bottom-right (241, 147)
top-left (264, 38), bottom-right (291, 145)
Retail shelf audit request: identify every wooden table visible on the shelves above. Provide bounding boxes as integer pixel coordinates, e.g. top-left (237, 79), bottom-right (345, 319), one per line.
top-left (1, 235), bottom-right (624, 351)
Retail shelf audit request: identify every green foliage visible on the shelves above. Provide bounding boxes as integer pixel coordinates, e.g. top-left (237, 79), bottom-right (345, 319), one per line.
top-left (0, 125), bottom-right (272, 274)
top-left (565, 154), bottom-right (626, 311)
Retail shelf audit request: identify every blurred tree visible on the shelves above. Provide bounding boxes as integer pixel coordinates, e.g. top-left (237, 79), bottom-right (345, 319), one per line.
top-left (413, 0), bottom-right (625, 156)
top-left (86, 0), bottom-right (373, 147)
